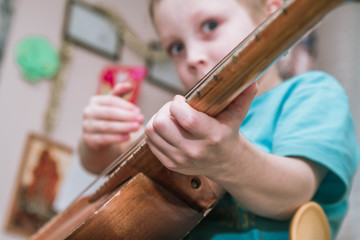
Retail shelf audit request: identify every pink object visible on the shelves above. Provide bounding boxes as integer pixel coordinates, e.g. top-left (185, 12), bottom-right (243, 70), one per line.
top-left (98, 65), bottom-right (148, 104)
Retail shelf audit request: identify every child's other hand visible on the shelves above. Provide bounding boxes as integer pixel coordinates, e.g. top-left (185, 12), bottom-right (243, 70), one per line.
top-left (82, 82), bottom-right (144, 150)
top-left (145, 82), bottom-right (258, 178)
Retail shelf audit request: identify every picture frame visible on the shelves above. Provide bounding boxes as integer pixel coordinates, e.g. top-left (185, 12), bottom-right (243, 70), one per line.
top-left (0, 0), bottom-right (14, 64)
top-left (5, 133), bottom-right (73, 237)
top-left (145, 41), bottom-right (186, 94)
top-left (147, 59), bottom-right (186, 94)
top-left (63, 0), bottom-right (121, 61)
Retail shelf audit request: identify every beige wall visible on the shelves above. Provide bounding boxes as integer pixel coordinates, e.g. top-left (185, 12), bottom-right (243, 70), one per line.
top-left (0, 1), bottom-right (359, 240)
top-left (317, 3), bottom-right (360, 239)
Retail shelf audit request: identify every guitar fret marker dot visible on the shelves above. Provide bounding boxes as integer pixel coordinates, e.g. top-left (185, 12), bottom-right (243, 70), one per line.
top-left (282, 6), bottom-right (288, 15)
top-left (232, 56), bottom-right (238, 63)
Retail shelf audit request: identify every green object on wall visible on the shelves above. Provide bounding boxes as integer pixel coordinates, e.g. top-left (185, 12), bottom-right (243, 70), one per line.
top-left (15, 36), bottom-right (60, 83)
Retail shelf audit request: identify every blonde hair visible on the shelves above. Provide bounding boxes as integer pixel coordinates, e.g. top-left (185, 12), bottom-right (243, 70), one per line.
top-left (148, 0), bottom-right (158, 22)
top-left (240, 0), bottom-right (267, 23)
top-left (149, 0), bottom-right (267, 24)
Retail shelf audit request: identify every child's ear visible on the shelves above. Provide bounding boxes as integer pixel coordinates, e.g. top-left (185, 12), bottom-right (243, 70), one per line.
top-left (266, 0), bottom-right (284, 15)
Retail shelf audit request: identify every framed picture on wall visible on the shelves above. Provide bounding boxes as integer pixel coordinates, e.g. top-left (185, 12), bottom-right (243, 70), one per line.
top-left (5, 133), bottom-right (73, 237)
top-left (0, 0), bottom-right (15, 65)
top-left (63, 0), bottom-right (121, 61)
top-left (147, 60), bottom-right (186, 94)
top-left (145, 41), bottom-right (186, 94)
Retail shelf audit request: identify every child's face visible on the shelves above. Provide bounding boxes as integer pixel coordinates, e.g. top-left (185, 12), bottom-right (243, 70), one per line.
top-left (154, 0), bottom-right (259, 90)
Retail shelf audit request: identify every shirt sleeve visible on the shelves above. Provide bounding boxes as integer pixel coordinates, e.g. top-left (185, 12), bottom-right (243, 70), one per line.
top-left (272, 71), bottom-right (359, 204)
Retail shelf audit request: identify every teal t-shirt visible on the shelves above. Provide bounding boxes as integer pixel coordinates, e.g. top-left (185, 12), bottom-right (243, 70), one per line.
top-left (185, 71), bottom-right (359, 240)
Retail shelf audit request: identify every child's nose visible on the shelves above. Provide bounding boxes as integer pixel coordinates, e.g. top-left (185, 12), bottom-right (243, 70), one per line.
top-left (186, 45), bottom-right (208, 73)
top-left (186, 40), bottom-right (208, 71)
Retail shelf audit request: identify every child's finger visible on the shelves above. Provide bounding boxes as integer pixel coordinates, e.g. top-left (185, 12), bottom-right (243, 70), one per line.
top-left (169, 95), bottom-right (217, 138)
top-left (217, 81), bottom-right (258, 128)
top-left (111, 81), bottom-right (133, 97)
top-left (89, 94), bottom-right (140, 112)
top-left (84, 105), bottom-right (144, 123)
top-left (83, 119), bottom-right (142, 134)
top-left (83, 133), bottom-right (130, 148)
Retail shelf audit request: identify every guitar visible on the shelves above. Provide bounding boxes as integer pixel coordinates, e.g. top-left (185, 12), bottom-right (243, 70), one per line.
top-left (31, 0), bottom-right (359, 239)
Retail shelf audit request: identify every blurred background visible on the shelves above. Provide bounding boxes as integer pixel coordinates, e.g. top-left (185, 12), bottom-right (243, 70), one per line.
top-left (0, 0), bottom-right (359, 239)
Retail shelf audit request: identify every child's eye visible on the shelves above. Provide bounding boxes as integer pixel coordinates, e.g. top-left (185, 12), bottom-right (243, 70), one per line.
top-left (202, 20), bottom-right (218, 34)
top-left (168, 42), bottom-right (184, 57)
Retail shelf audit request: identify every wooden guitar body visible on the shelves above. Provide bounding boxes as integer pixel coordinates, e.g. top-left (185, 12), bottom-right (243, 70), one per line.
top-left (34, 174), bottom-right (203, 240)
top-left (31, 0), bottom-right (359, 239)
top-left (31, 142), bottom-right (224, 240)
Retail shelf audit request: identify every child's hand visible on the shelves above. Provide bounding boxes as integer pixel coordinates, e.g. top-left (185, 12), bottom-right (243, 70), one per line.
top-left (82, 82), bottom-right (144, 150)
top-left (145, 82), bottom-right (258, 178)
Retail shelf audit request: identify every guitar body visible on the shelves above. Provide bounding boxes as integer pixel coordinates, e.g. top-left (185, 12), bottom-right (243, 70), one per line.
top-left (67, 173), bottom-right (203, 240)
top-left (31, 143), bottom-right (224, 240)
top-left (31, 0), bottom-right (359, 239)
top-left (33, 173), bottom-right (203, 240)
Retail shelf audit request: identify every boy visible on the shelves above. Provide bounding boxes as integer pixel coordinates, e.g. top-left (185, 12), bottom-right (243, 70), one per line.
top-left (79, 0), bottom-right (358, 239)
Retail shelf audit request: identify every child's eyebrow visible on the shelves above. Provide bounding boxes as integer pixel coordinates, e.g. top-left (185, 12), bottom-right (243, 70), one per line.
top-left (189, 10), bottom-right (203, 22)
top-left (189, 8), bottom-right (222, 25)
top-left (155, 27), bottom-right (175, 47)
top-left (189, 8), bottom-right (213, 23)
top-left (159, 35), bottom-right (177, 49)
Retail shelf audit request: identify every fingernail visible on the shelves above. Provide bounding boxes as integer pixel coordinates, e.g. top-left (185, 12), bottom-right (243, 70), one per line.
top-left (119, 134), bottom-right (130, 141)
top-left (133, 107), bottom-right (141, 113)
top-left (136, 114), bottom-right (144, 122)
top-left (131, 122), bottom-right (140, 130)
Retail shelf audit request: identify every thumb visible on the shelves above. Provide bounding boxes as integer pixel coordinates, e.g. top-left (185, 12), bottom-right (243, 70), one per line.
top-left (111, 81), bottom-right (133, 98)
top-left (217, 82), bottom-right (258, 128)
